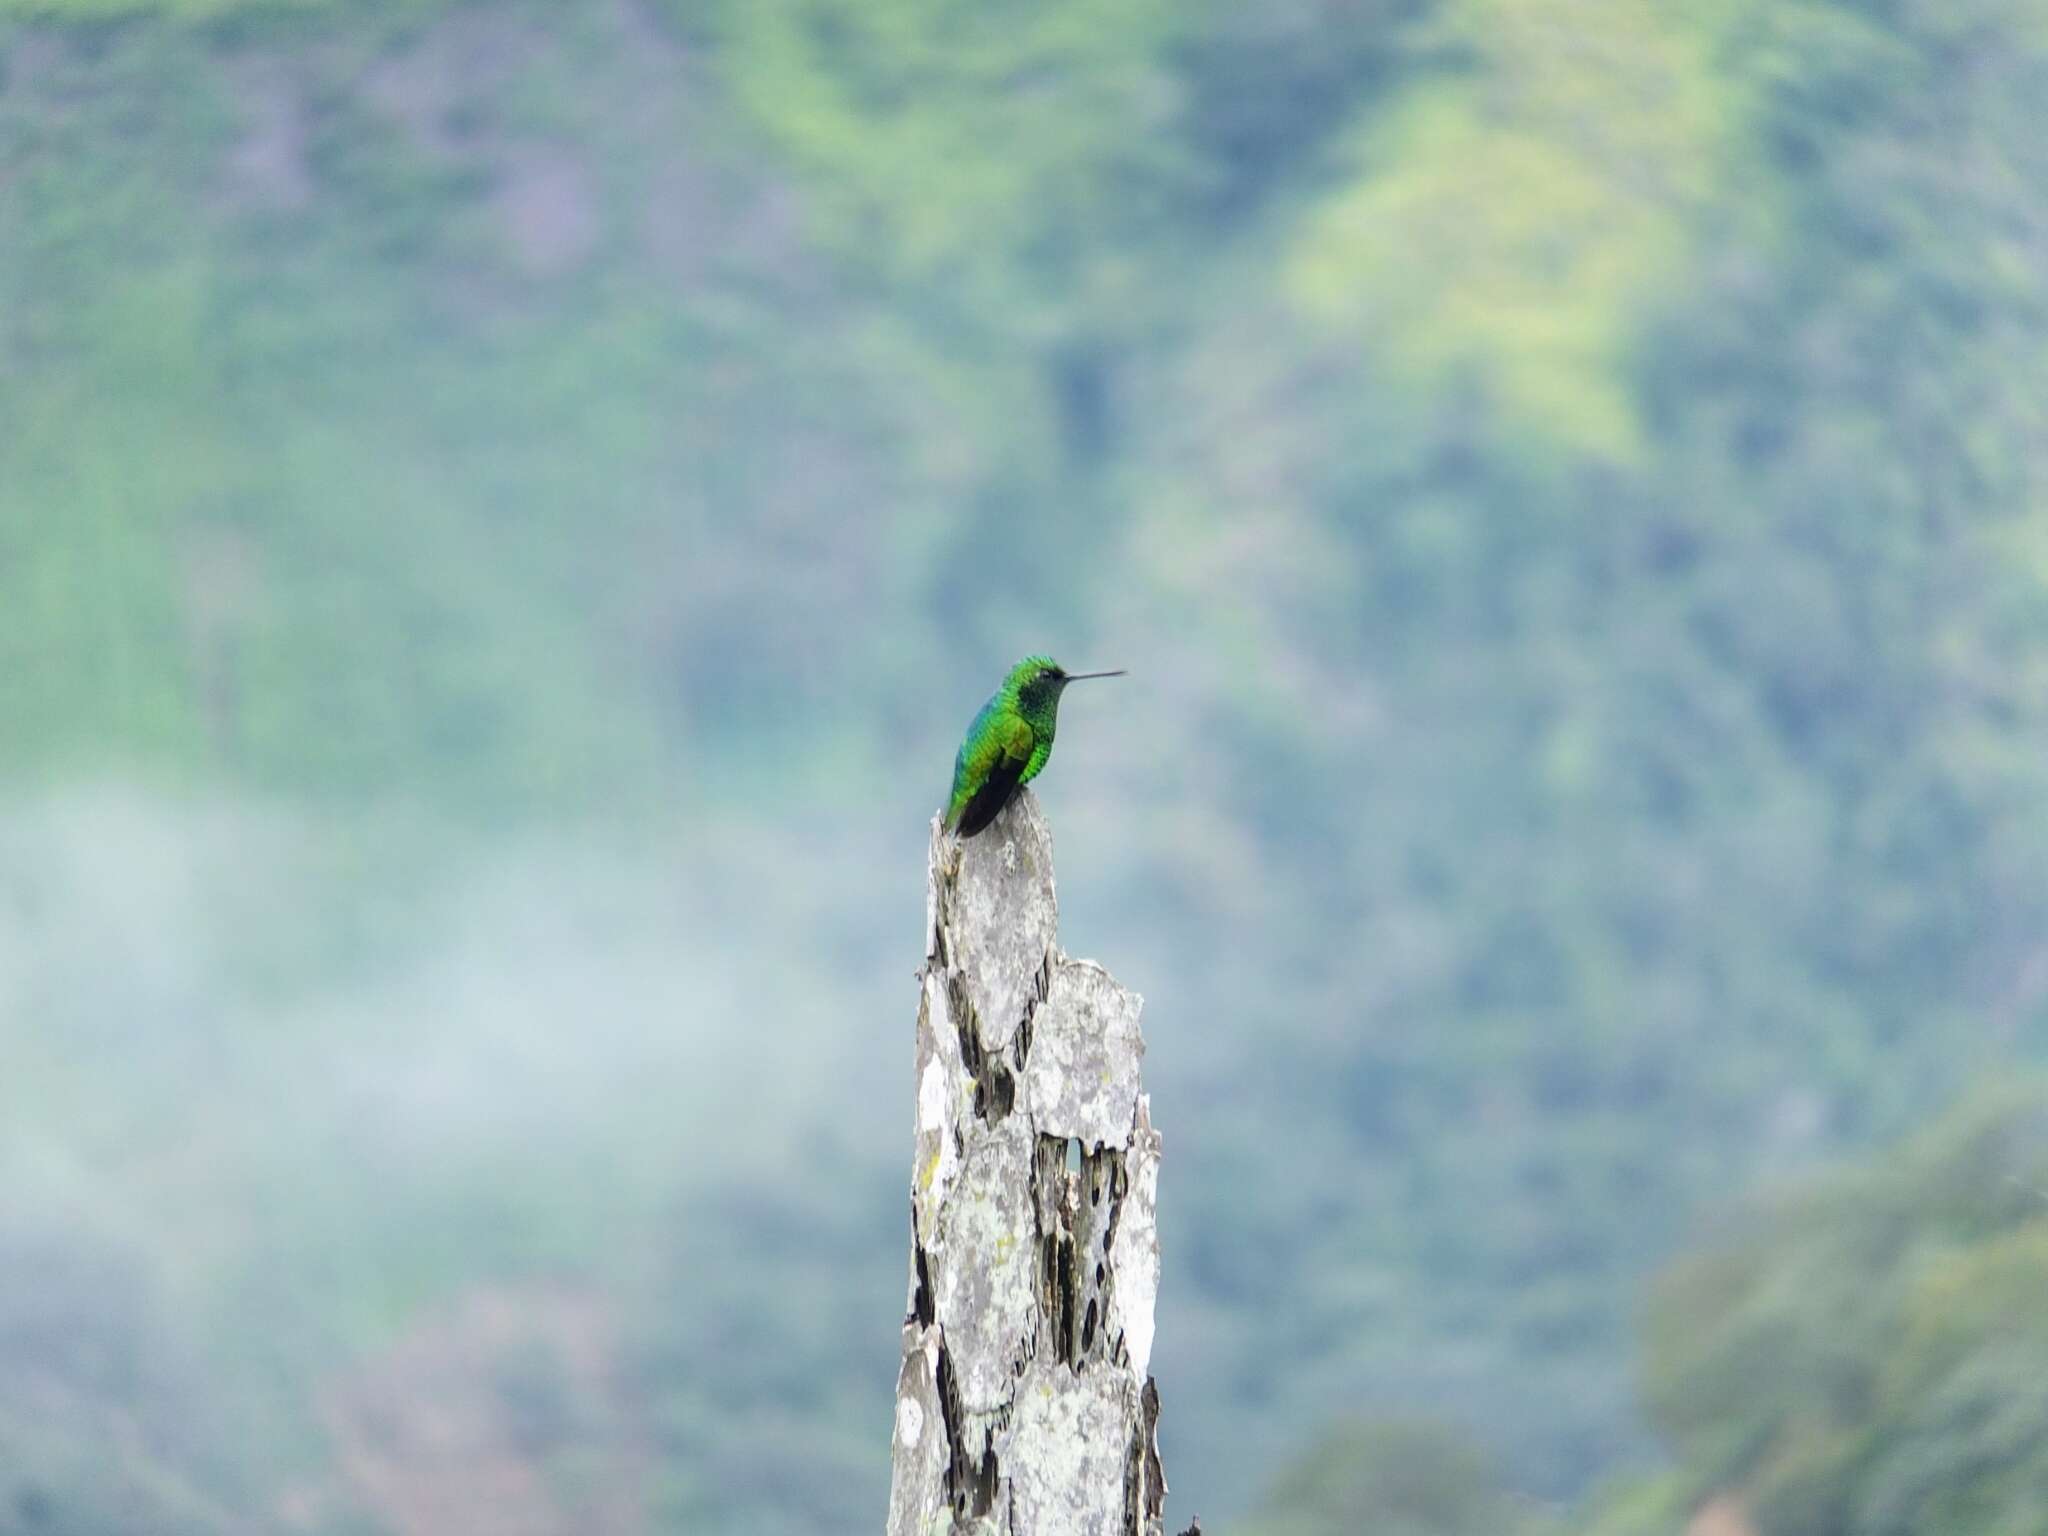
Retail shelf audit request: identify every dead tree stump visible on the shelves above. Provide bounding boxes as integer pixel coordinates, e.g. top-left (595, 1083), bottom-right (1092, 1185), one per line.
top-left (887, 789), bottom-right (1166, 1536)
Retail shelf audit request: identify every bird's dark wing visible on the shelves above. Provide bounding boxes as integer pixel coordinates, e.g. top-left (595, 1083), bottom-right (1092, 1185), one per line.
top-left (950, 713), bottom-right (1035, 838)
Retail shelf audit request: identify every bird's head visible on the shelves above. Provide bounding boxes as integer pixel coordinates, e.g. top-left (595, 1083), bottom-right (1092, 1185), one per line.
top-left (1006, 655), bottom-right (1124, 718)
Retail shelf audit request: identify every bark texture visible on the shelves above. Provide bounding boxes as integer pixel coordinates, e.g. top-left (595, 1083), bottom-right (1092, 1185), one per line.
top-left (888, 789), bottom-right (1166, 1536)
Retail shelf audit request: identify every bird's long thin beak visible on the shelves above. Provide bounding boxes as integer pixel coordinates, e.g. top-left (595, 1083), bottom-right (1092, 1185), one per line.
top-left (1063, 669), bottom-right (1126, 682)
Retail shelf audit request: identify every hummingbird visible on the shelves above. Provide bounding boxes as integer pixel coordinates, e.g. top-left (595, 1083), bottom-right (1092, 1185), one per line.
top-left (943, 655), bottom-right (1125, 838)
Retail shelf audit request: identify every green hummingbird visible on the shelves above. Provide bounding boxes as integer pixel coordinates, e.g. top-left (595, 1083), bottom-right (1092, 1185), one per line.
top-left (943, 655), bottom-right (1125, 838)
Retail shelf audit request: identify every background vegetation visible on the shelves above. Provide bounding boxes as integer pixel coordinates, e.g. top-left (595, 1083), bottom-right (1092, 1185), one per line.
top-left (5, 0), bottom-right (2048, 1531)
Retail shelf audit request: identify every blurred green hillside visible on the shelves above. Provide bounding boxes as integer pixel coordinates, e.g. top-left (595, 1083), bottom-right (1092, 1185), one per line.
top-left (1622, 1089), bottom-right (2048, 1536)
top-left (5, 0), bottom-right (2048, 1531)
top-left (1244, 1091), bottom-right (2048, 1535)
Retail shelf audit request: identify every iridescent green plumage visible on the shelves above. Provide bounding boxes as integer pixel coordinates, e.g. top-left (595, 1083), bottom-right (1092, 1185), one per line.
top-left (943, 655), bottom-right (1124, 837)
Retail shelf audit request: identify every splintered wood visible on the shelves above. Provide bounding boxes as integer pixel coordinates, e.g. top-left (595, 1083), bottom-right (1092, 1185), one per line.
top-left (888, 790), bottom-right (1166, 1536)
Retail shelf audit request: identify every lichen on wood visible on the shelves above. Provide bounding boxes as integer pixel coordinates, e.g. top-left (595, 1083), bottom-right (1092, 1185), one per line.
top-left (888, 789), bottom-right (1167, 1536)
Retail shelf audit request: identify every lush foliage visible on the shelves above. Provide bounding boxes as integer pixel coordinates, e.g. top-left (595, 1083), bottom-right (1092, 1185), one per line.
top-left (1579, 1091), bottom-right (2048, 1536)
top-left (5, 0), bottom-right (2048, 1529)
top-left (1245, 1093), bottom-right (2048, 1535)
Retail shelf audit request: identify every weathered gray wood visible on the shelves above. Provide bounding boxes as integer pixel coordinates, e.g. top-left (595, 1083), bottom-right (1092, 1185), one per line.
top-left (888, 789), bottom-right (1167, 1536)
